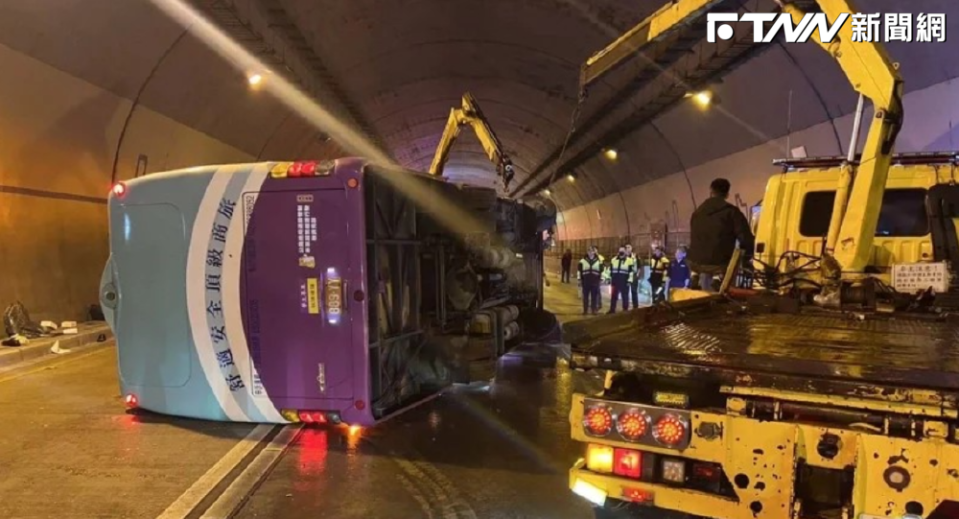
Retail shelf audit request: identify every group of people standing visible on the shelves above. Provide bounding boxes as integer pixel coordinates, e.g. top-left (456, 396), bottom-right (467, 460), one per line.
top-left (557, 178), bottom-right (754, 316)
top-left (560, 244), bottom-right (690, 315)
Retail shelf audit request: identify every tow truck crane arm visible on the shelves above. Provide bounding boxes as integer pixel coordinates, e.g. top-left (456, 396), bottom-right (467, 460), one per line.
top-left (429, 92), bottom-right (516, 190)
top-left (581, 0), bottom-right (904, 277)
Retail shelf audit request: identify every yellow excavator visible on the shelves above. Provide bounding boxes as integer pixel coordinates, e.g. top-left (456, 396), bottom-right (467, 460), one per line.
top-left (564, 1), bottom-right (959, 518)
top-left (429, 92), bottom-right (516, 191)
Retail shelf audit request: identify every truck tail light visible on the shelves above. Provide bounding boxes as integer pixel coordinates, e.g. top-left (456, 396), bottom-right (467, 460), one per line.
top-left (613, 448), bottom-right (642, 478)
top-left (124, 393), bottom-right (138, 408)
top-left (616, 409), bottom-right (649, 441)
top-left (112, 182), bottom-right (127, 198)
top-left (692, 462), bottom-right (720, 482)
top-left (586, 444), bottom-right (614, 474)
top-left (653, 414), bottom-right (688, 447)
top-left (661, 458), bottom-right (686, 484)
top-left (584, 405), bottom-right (613, 436)
top-left (622, 487), bottom-right (653, 503)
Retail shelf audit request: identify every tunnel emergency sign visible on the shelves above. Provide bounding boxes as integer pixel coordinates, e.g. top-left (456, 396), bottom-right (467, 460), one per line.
top-left (707, 12), bottom-right (946, 43)
top-left (891, 262), bottom-right (950, 294)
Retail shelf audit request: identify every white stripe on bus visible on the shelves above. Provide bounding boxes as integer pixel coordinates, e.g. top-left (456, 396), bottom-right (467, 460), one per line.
top-left (187, 165), bottom-right (249, 422)
top-left (222, 163), bottom-right (286, 423)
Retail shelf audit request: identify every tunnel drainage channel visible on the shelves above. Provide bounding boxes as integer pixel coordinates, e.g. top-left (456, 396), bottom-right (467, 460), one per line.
top-left (157, 424), bottom-right (303, 519)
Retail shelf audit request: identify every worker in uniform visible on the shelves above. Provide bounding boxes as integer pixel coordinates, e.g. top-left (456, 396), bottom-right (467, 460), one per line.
top-left (608, 246), bottom-right (636, 314)
top-left (596, 250), bottom-right (608, 311)
top-left (689, 178), bottom-right (754, 292)
top-left (667, 246), bottom-right (691, 300)
top-left (648, 245), bottom-right (670, 304)
top-left (577, 246), bottom-right (603, 315)
top-left (625, 244), bottom-right (640, 308)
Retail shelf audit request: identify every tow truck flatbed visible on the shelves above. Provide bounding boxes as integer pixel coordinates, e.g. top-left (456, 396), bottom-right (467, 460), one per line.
top-left (565, 297), bottom-right (959, 411)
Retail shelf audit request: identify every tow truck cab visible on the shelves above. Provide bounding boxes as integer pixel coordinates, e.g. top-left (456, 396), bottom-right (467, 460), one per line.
top-left (753, 153), bottom-right (959, 279)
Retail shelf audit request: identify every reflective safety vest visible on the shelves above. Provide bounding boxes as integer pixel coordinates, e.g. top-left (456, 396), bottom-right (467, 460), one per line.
top-left (650, 256), bottom-right (671, 277)
top-left (609, 256), bottom-right (636, 282)
top-left (578, 256), bottom-right (602, 279)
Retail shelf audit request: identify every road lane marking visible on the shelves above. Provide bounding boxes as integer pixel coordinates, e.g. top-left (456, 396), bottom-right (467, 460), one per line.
top-left (0, 343), bottom-right (113, 384)
top-left (200, 424), bottom-right (303, 519)
top-left (156, 424), bottom-right (273, 519)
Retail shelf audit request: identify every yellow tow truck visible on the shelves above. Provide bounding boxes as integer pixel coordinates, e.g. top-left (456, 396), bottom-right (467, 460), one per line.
top-left (564, 1), bottom-right (959, 518)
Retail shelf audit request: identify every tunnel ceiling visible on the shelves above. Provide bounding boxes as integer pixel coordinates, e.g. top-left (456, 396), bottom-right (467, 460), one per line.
top-left (4, 0), bottom-right (956, 209)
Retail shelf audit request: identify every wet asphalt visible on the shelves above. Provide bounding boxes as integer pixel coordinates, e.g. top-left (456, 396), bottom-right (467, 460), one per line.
top-left (0, 277), bottom-right (623, 519)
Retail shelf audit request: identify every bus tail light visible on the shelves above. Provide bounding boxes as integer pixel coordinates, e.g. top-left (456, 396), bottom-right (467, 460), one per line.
top-left (299, 161), bottom-right (317, 176)
top-left (584, 405), bottom-right (613, 437)
top-left (288, 162), bottom-right (304, 178)
top-left (124, 393), bottom-right (138, 408)
top-left (613, 448), bottom-right (642, 478)
top-left (585, 444), bottom-right (614, 474)
top-left (653, 414), bottom-right (688, 447)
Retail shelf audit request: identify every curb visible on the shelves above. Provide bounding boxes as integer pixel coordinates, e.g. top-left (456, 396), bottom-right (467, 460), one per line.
top-left (0, 324), bottom-right (114, 369)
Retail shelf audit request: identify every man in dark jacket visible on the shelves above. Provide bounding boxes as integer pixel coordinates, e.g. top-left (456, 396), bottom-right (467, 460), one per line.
top-left (688, 178), bottom-right (755, 292)
top-left (561, 250), bottom-right (573, 283)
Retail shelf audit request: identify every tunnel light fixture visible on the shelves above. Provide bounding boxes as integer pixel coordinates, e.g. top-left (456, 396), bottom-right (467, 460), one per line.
top-left (247, 73), bottom-right (263, 86)
top-left (603, 148), bottom-right (618, 161)
top-left (691, 90), bottom-right (712, 107)
top-left (566, 174), bottom-right (576, 183)
top-left (542, 188), bottom-right (551, 196)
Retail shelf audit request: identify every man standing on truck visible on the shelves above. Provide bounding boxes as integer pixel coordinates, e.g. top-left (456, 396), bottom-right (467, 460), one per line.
top-left (608, 246), bottom-right (636, 313)
top-left (625, 244), bottom-right (640, 308)
top-left (689, 178), bottom-right (754, 292)
top-left (578, 246), bottom-right (603, 315)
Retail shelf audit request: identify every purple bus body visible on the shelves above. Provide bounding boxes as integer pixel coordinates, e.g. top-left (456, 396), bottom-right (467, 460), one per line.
top-left (240, 158), bottom-right (374, 425)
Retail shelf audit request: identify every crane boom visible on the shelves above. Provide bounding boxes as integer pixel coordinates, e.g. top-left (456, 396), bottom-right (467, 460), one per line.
top-left (580, 0), bottom-right (727, 91)
top-left (429, 93), bottom-right (515, 190)
top-left (580, 0), bottom-right (903, 275)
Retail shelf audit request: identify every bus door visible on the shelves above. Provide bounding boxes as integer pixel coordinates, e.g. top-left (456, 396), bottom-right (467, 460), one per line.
top-left (242, 187), bottom-right (355, 402)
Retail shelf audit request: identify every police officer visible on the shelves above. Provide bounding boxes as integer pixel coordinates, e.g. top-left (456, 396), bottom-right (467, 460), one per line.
top-left (596, 250), bottom-right (608, 311)
top-left (608, 246), bottom-right (636, 314)
top-left (648, 245), bottom-right (670, 304)
top-left (578, 246), bottom-right (603, 315)
top-left (625, 244), bottom-right (640, 308)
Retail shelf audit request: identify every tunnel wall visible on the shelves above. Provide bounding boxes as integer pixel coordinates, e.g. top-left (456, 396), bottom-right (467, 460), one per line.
top-left (554, 77), bottom-right (959, 249)
top-left (0, 43), bottom-right (253, 322)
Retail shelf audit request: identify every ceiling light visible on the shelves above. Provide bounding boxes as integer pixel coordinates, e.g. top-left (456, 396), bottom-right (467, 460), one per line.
top-left (543, 188), bottom-right (551, 196)
top-left (692, 90), bottom-right (712, 107)
top-left (604, 148), bottom-right (618, 161)
top-left (566, 174), bottom-right (576, 183)
top-left (247, 73), bottom-right (263, 86)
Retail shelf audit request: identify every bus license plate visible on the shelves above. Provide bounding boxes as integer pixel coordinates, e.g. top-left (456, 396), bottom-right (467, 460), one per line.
top-left (326, 278), bottom-right (342, 316)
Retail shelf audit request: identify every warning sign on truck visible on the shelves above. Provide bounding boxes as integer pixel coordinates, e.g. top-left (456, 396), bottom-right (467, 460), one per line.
top-left (891, 262), bottom-right (950, 294)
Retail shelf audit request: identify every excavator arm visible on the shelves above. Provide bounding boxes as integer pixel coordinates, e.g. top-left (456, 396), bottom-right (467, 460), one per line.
top-left (580, 0), bottom-right (903, 275)
top-left (429, 93), bottom-right (516, 190)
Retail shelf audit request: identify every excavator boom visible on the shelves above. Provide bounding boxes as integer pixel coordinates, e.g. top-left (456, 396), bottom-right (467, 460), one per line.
top-left (429, 93), bottom-right (515, 190)
top-left (581, 0), bottom-right (903, 274)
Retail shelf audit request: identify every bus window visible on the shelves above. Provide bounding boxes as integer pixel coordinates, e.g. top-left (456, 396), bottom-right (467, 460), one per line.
top-left (799, 188), bottom-right (929, 238)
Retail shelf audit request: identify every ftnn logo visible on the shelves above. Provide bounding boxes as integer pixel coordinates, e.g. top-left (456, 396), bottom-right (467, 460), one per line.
top-left (707, 13), bottom-right (850, 43)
